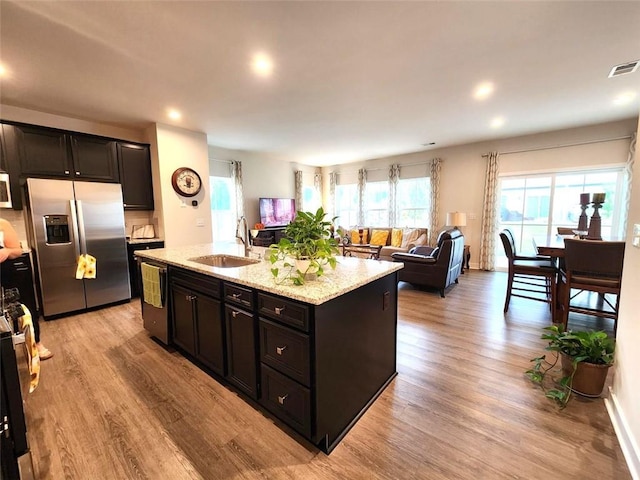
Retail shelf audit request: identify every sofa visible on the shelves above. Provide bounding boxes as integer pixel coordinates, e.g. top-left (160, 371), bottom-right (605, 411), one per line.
top-left (391, 228), bottom-right (465, 297)
top-left (339, 227), bottom-right (428, 262)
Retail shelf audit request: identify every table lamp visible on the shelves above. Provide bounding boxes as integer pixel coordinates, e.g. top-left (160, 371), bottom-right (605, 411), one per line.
top-left (446, 212), bottom-right (467, 231)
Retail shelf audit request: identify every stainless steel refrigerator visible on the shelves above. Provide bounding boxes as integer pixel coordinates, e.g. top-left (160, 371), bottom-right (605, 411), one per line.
top-left (24, 178), bottom-right (130, 318)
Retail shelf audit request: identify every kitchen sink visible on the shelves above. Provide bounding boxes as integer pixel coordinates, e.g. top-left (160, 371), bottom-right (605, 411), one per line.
top-left (188, 254), bottom-right (260, 268)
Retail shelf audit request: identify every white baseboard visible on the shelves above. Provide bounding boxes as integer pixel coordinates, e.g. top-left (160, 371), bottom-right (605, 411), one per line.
top-left (605, 387), bottom-right (640, 480)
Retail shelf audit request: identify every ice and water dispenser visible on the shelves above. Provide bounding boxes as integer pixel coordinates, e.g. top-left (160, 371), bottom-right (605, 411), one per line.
top-left (44, 215), bottom-right (71, 245)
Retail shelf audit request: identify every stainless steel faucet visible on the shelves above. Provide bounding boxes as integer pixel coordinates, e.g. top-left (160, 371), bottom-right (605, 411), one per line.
top-left (235, 216), bottom-right (251, 256)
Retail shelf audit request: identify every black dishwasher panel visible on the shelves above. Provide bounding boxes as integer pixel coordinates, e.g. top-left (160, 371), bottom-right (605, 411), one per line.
top-left (127, 240), bottom-right (164, 298)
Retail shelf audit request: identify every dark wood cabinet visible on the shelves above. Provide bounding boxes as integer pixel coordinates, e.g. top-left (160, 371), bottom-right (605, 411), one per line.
top-left (69, 135), bottom-right (118, 182)
top-left (13, 124), bottom-right (70, 177)
top-left (171, 283), bottom-right (197, 356)
top-left (170, 269), bottom-right (225, 376)
top-left (118, 143), bottom-right (154, 210)
top-left (161, 263), bottom-right (398, 454)
top-left (224, 304), bottom-right (258, 399)
top-left (0, 121), bottom-right (153, 210)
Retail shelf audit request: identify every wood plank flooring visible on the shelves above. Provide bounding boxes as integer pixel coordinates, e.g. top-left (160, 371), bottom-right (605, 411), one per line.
top-left (19, 270), bottom-right (630, 479)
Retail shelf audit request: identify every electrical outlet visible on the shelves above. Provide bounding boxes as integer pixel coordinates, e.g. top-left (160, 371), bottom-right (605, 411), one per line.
top-left (633, 223), bottom-right (640, 248)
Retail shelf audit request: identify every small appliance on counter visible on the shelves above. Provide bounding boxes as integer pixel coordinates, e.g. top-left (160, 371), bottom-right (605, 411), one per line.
top-left (131, 224), bottom-right (156, 239)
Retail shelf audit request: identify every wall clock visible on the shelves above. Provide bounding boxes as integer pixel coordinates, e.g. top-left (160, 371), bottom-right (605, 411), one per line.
top-left (171, 167), bottom-right (202, 197)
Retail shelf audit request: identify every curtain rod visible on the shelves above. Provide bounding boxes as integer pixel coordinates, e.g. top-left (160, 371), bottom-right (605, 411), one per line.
top-left (331, 160), bottom-right (430, 174)
top-left (482, 135), bottom-right (632, 157)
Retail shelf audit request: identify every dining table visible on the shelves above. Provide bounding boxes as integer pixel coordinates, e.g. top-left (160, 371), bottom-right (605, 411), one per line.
top-left (533, 235), bottom-right (571, 323)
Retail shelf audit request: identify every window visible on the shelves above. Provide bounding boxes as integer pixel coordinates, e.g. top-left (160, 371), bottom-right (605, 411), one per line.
top-left (210, 175), bottom-right (237, 241)
top-left (335, 183), bottom-right (358, 227)
top-left (397, 177), bottom-right (430, 227)
top-left (302, 174), bottom-right (322, 213)
top-left (497, 168), bottom-right (624, 267)
top-left (364, 180), bottom-right (389, 226)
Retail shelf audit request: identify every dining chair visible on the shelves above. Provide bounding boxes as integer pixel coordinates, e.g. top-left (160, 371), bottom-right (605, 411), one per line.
top-left (499, 230), bottom-right (558, 316)
top-left (561, 239), bottom-right (625, 335)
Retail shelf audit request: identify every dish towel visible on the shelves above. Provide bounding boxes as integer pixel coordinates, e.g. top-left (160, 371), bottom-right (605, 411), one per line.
top-left (141, 262), bottom-right (163, 308)
top-left (75, 254), bottom-right (97, 279)
top-left (19, 305), bottom-right (40, 393)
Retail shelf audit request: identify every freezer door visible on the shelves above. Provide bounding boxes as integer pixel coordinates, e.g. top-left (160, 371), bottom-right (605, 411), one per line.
top-left (74, 181), bottom-right (131, 308)
top-left (25, 178), bottom-right (86, 317)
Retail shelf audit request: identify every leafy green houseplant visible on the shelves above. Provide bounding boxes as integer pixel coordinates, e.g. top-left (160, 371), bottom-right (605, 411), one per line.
top-left (269, 207), bottom-right (340, 285)
top-left (526, 325), bottom-right (615, 408)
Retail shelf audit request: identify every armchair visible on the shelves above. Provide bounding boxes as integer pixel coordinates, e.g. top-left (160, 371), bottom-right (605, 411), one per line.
top-left (391, 228), bottom-right (465, 297)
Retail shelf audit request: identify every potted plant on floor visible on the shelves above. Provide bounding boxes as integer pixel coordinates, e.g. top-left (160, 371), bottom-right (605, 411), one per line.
top-left (269, 207), bottom-right (340, 285)
top-left (526, 325), bottom-right (615, 408)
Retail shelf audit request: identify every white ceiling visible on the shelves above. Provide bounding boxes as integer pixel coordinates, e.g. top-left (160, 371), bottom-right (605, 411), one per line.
top-left (1, 1), bottom-right (639, 166)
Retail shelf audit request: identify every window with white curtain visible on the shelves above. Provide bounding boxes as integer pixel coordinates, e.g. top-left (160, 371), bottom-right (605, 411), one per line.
top-left (210, 160), bottom-right (237, 241)
top-left (302, 177), bottom-right (321, 213)
top-left (364, 180), bottom-right (389, 226)
top-left (397, 176), bottom-right (431, 227)
top-left (497, 167), bottom-right (624, 266)
top-left (335, 183), bottom-right (358, 227)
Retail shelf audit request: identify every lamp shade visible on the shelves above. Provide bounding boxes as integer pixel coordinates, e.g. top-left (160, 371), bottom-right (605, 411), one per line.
top-left (446, 212), bottom-right (467, 228)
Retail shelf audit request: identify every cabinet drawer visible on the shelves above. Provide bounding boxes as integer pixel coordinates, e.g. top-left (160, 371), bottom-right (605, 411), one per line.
top-left (170, 267), bottom-right (221, 299)
top-left (224, 283), bottom-right (253, 310)
top-left (260, 364), bottom-right (311, 438)
top-left (257, 293), bottom-right (309, 332)
top-left (260, 319), bottom-right (310, 387)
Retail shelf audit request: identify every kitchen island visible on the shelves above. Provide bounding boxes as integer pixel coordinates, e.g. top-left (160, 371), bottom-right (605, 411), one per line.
top-left (136, 243), bottom-right (402, 453)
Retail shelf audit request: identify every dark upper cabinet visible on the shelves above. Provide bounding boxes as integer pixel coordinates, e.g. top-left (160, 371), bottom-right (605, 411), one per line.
top-left (118, 143), bottom-right (154, 210)
top-left (13, 125), bottom-right (71, 177)
top-left (69, 135), bottom-right (119, 182)
top-left (11, 124), bottom-right (119, 182)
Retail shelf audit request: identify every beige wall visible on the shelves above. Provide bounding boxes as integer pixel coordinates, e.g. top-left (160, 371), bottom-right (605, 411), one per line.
top-left (608, 118), bottom-right (640, 479)
top-left (156, 124), bottom-right (211, 247)
top-left (208, 145), bottom-right (300, 228)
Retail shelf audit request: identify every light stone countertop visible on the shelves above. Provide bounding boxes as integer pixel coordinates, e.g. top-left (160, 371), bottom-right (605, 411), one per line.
top-left (135, 242), bottom-right (403, 305)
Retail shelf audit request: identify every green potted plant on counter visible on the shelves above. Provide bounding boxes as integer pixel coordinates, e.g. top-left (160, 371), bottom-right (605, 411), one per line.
top-left (526, 325), bottom-right (615, 408)
top-left (269, 207), bottom-right (340, 285)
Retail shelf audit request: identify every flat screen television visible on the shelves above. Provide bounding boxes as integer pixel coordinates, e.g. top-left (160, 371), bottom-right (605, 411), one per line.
top-left (259, 198), bottom-right (296, 228)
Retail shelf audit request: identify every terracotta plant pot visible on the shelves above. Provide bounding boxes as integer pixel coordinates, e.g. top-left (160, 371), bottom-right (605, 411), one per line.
top-left (560, 353), bottom-right (611, 398)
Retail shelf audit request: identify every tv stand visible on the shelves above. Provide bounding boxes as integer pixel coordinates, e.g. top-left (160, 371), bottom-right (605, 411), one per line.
top-left (252, 227), bottom-right (286, 247)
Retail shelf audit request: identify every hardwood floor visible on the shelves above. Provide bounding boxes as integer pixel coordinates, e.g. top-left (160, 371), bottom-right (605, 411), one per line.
top-left (20, 270), bottom-right (629, 479)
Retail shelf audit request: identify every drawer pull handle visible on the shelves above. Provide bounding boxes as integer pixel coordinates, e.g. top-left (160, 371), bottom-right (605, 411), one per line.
top-left (231, 310), bottom-right (238, 318)
top-left (274, 306), bottom-right (286, 315)
top-left (276, 345), bottom-right (287, 355)
top-left (231, 293), bottom-right (241, 299)
top-left (277, 394), bottom-right (288, 405)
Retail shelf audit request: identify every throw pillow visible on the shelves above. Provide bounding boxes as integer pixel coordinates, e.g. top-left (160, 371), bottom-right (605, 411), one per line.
top-left (351, 229), bottom-right (368, 245)
top-left (370, 229), bottom-right (389, 246)
top-left (391, 228), bottom-right (403, 247)
top-left (401, 228), bottom-right (421, 248)
top-left (414, 233), bottom-right (428, 246)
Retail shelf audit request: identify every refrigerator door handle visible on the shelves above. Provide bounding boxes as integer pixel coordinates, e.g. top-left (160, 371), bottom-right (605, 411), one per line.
top-left (69, 199), bottom-right (83, 257)
top-left (75, 200), bottom-right (88, 255)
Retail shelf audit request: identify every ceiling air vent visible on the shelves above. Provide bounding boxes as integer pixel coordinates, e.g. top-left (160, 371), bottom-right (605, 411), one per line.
top-left (608, 60), bottom-right (639, 78)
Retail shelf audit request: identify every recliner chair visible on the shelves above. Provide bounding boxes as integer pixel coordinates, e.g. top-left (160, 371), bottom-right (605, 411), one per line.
top-left (391, 228), bottom-right (465, 297)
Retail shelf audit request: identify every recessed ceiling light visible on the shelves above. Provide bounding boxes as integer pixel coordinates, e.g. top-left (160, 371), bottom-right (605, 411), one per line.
top-left (473, 82), bottom-right (494, 100)
top-left (251, 53), bottom-right (274, 77)
top-left (167, 109), bottom-right (181, 120)
top-left (613, 91), bottom-right (637, 106)
top-left (490, 116), bottom-right (505, 128)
